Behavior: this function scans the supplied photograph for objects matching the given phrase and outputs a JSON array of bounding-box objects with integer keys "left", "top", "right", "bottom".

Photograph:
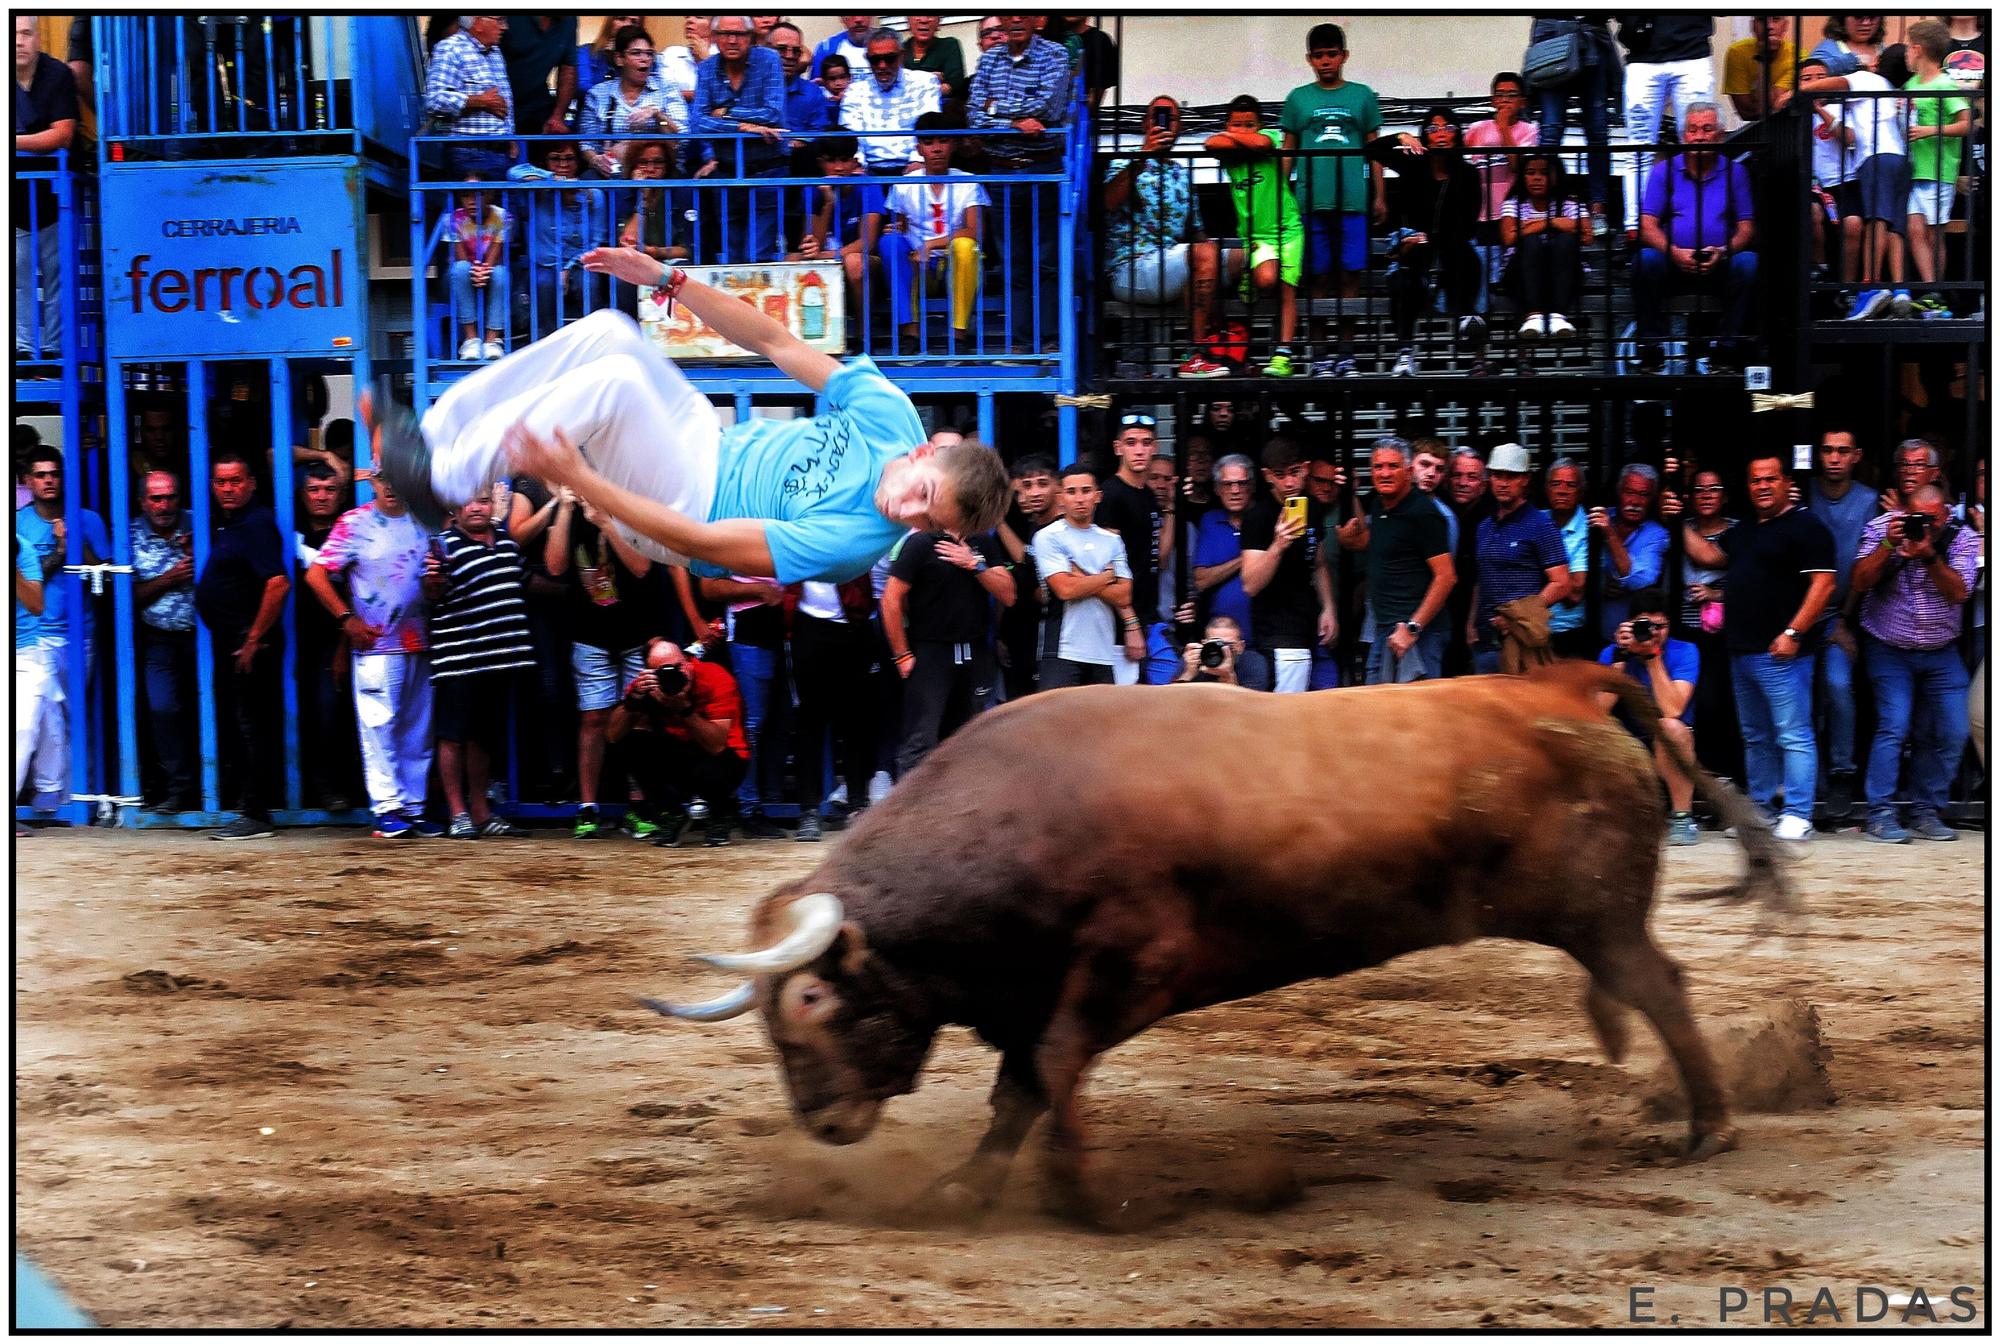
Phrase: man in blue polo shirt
[
  {"left": 1633, "top": 102, "right": 1758, "bottom": 370},
  {"left": 1469, "top": 443, "right": 1571, "bottom": 673},
  {"left": 1599, "top": 589, "right": 1703, "bottom": 845}
]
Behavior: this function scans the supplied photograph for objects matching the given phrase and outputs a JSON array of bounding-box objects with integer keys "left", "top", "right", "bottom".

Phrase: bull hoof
[
  {"left": 1683, "top": 1125, "right": 1739, "bottom": 1163},
  {"left": 920, "top": 1173, "right": 999, "bottom": 1224},
  {"left": 1038, "top": 1181, "right": 1115, "bottom": 1231}
]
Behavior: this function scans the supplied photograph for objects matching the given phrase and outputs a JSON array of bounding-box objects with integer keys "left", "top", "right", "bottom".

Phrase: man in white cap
[{"left": 1468, "top": 442, "right": 1572, "bottom": 674}]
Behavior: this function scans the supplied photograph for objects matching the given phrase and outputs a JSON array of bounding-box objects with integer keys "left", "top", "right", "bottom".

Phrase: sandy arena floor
[{"left": 11, "top": 826, "right": 1987, "bottom": 1329}]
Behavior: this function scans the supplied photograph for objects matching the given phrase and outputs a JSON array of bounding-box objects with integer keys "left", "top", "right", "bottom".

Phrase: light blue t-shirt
[
  {"left": 15, "top": 504, "right": 111, "bottom": 647},
  {"left": 13, "top": 553, "right": 40, "bottom": 647},
  {"left": 1600, "top": 635, "right": 1700, "bottom": 726},
  {"left": 700, "top": 357, "right": 926, "bottom": 586}
]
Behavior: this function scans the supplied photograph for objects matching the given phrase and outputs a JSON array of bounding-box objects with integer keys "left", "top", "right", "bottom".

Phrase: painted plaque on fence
[
  {"left": 639, "top": 262, "right": 845, "bottom": 360},
  {"left": 100, "top": 160, "right": 367, "bottom": 359}
]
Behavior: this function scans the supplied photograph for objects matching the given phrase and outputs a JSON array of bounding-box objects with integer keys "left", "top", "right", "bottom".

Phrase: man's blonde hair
[{"left": 935, "top": 439, "right": 1012, "bottom": 535}]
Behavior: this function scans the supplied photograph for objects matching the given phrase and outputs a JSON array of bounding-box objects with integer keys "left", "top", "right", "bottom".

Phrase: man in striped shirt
[
  {"left": 423, "top": 14, "right": 516, "bottom": 180},
  {"left": 422, "top": 484, "right": 534, "bottom": 839},
  {"left": 967, "top": 15, "right": 1072, "bottom": 348}
]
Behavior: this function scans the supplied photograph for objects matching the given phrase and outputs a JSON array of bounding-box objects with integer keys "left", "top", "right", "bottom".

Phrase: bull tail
[{"left": 1592, "top": 668, "right": 1803, "bottom": 938}]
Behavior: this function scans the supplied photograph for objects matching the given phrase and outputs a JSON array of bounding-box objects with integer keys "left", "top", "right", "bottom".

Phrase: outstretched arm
[
  {"left": 507, "top": 421, "right": 777, "bottom": 578},
  {"left": 582, "top": 246, "right": 842, "bottom": 392}
]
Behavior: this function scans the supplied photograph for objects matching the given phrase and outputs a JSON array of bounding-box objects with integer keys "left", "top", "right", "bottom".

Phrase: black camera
[
  {"left": 655, "top": 664, "right": 690, "bottom": 697},
  {"left": 1629, "top": 617, "right": 1657, "bottom": 644},
  {"left": 1901, "top": 513, "right": 1930, "bottom": 541},
  {"left": 1199, "top": 638, "right": 1231, "bottom": 669}
]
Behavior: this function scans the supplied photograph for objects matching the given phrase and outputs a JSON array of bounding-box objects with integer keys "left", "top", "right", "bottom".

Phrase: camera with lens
[
  {"left": 655, "top": 664, "right": 690, "bottom": 697},
  {"left": 1628, "top": 617, "right": 1657, "bottom": 645},
  {"left": 1199, "top": 638, "right": 1232, "bottom": 669},
  {"left": 1901, "top": 513, "right": 1930, "bottom": 541}
]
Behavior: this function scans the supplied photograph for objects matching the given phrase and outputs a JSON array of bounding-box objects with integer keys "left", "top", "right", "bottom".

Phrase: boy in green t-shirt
[
  {"left": 1278, "top": 22, "right": 1383, "bottom": 377},
  {"left": 1903, "top": 19, "right": 1974, "bottom": 296},
  {"left": 1205, "top": 95, "right": 1303, "bottom": 376}
]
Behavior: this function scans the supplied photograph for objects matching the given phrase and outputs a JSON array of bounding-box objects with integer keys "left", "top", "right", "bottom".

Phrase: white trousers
[
  {"left": 352, "top": 653, "right": 435, "bottom": 817},
  {"left": 1269, "top": 647, "right": 1312, "bottom": 694},
  {"left": 421, "top": 310, "right": 721, "bottom": 565},
  {"left": 1624, "top": 57, "right": 1715, "bottom": 228},
  {"left": 14, "top": 643, "right": 68, "bottom": 801}
]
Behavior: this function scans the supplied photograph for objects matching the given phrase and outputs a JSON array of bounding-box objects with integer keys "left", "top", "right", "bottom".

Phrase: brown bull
[{"left": 643, "top": 663, "right": 1797, "bottom": 1221}]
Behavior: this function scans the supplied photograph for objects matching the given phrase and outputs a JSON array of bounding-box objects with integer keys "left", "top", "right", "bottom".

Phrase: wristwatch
[
  {"left": 1405, "top": 620, "right": 1423, "bottom": 634},
  {"left": 1782, "top": 627, "right": 1800, "bottom": 640}
]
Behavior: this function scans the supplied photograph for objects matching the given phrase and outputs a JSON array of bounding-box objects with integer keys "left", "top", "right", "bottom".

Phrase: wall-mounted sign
[
  {"left": 638, "top": 261, "right": 845, "bottom": 361},
  {"left": 100, "top": 159, "right": 367, "bottom": 359}
]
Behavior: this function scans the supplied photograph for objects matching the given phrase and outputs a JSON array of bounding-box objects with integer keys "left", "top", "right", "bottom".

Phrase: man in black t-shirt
[
  {"left": 195, "top": 453, "right": 290, "bottom": 839},
  {"left": 995, "top": 453, "right": 1061, "bottom": 701},
  {"left": 881, "top": 527, "right": 1015, "bottom": 775},
  {"left": 699, "top": 572, "right": 791, "bottom": 839},
  {"left": 1682, "top": 454, "right": 1837, "bottom": 841},
  {"left": 1094, "top": 413, "right": 1165, "bottom": 682},
  {"left": 1238, "top": 436, "right": 1334, "bottom": 693},
  {"left": 546, "top": 491, "right": 662, "bottom": 838},
  {"left": 1335, "top": 437, "right": 1457, "bottom": 685},
  {"left": 14, "top": 19, "right": 79, "bottom": 356}
]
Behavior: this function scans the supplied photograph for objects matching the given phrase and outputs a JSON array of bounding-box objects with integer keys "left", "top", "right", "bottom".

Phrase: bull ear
[{"left": 835, "top": 921, "right": 871, "bottom": 978}]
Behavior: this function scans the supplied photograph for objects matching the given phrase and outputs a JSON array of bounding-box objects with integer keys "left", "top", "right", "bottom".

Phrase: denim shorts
[
  {"left": 1854, "top": 153, "right": 1912, "bottom": 231},
  {"left": 1305, "top": 210, "right": 1371, "bottom": 277},
  {"left": 572, "top": 641, "right": 648, "bottom": 712}
]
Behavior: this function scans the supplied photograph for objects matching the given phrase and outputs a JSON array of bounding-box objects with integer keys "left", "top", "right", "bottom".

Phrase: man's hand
[
  {"left": 798, "top": 232, "right": 822, "bottom": 258},
  {"left": 48, "top": 516, "right": 66, "bottom": 548},
  {"left": 1587, "top": 506, "right": 1613, "bottom": 533},
  {"left": 936, "top": 538, "right": 983, "bottom": 571},
  {"left": 1386, "top": 623, "right": 1416, "bottom": 659},
  {"left": 1180, "top": 642, "right": 1204, "bottom": 674},
  {"left": 1659, "top": 489, "right": 1684, "bottom": 521},
  {"left": 1828, "top": 618, "right": 1857, "bottom": 656},
  {"left": 1014, "top": 117, "right": 1046, "bottom": 135},
  {"left": 627, "top": 669, "right": 661, "bottom": 702},
  {"left": 1768, "top": 630, "right": 1801, "bottom": 660},
  {"left": 1271, "top": 515, "right": 1303, "bottom": 551},
  {"left": 343, "top": 613, "right": 384, "bottom": 652},
  {"left": 1142, "top": 124, "right": 1175, "bottom": 157},
  {"left": 506, "top": 422, "right": 587, "bottom": 490},
  {"left": 741, "top": 121, "right": 784, "bottom": 143},
  {"left": 1898, "top": 525, "right": 1940, "bottom": 564},
  {"left": 164, "top": 557, "right": 195, "bottom": 587},
  {"left": 541, "top": 110, "right": 572, "bottom": 135},
  {"left": 1317, "top": 607, "right": 1338, "bottom": 648},
  {"left": 1370, "top": 193, "right": 1387, "bottom": 228},
  {"left": 233, "top": 636, "right": 262, "bottom": 674},
  {"left": 471, "top": 261, "right": 492, "bottom": 288},
  {"left": 692, "top": 159, "right": 719, "bottom": 178},
  {"left": 1335, "top": 514, "right": 1367, "bottom": 547},
  {"left": 1123, "top": 626, "right": 1146, "bottom": 663},
  {"left": 582, "top": 245, "right": 670, "bottom": 288},
  {"left": 1671, "top": 245, "right": 1699, "bottom": 274}
]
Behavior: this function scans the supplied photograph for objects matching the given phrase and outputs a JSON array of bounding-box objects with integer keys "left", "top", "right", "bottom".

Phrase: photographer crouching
[
  {"left": 1597, "top": 589, "right": 1702, "bottom": 846},
  {"left": 1172, "top": 614, "right": 1273, "bottom": 691},
  {"left": 605, "top": 638, "right": 751, "bottom": 848}
]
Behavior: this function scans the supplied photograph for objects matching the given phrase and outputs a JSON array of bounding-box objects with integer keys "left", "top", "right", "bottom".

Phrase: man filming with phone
[
  {"left": 1849, "top": 484, "right": 1980, "bottom": 844},
  {"left": 1172, "top": 613, "right": 1272, "bottom": 690},
  {"left": 1597, "top": 590, "right": 1701, "bottom": 846},
  {"left": 605, "top": 637, "right": 750, "bottom": 848}
]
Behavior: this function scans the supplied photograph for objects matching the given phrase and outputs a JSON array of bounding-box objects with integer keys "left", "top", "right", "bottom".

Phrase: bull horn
[
  {"left": 636, "top": 983, "right": 756, "bottom": 1022},
  {"left": 696, "top": 892, "right": 845, "bottom": 975}
]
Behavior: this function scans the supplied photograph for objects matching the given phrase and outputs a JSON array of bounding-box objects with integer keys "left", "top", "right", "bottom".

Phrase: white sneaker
[
  {"left": 1519, "top": 314, "right": 1547, "bottom": 340},
  {"left": 1773, "top": 815, "right": 1815, "bottom": 842},
  {"left": 481, "top": 340, "right": 506, "bottom": 360},
  {"left": 457, "top": 337, "right": 482, "bottom": 360},
  {"left": 1545, "top": 313, "right": 1576, "bottom": 340},
  {"left": 1391, "top": 348, "right": 1418, "bottom": 377},
  {"left": 868, "top": 770, "right": 893, "bottom": 805},
  {"left": 828, "top": 782, "right": 849, "bottom": 807}
]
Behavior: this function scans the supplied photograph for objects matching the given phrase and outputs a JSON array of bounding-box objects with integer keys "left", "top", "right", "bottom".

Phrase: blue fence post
[
  {"left": 106, "top": 367, "right": 141, "bottom": 820},
  {"left": 187, "top": 362, "right": 221, "bottom": 813},
  {"left": 269, "top": 358, "right": 302, "bottom": 811}
]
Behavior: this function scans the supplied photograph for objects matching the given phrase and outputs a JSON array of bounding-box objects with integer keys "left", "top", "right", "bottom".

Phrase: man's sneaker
[
  {"left": 212, "top": 815, "right": 276, "bottom": 841},
  {"left": 1913, "top": 293, "right": 1954, "bottom": 319},
  {"left": 1825, "top": 768, "right": 1857, "bottom": 818},
  {"left": 688, "top": 798, "right": 710, "bottom": 822},
  {"left": 796, "top": 811, "right": 823, "bottom": 842},
  {"left": 1327, "top": 353, "right": 1359, "bottom": 378},
  {"left": 1519, "top": 313, "right": 1548, "bottom": 339},
  {"left": 1772, "top": 815, "right": 1815, "bottom": 842},
  {"left": 574, "top": 804, "right": 604, "bottom": 839},
  {"left": 649, "top": 811, "right": 691, "bottom": 847},
  {"left": 1391, "top": 348, "right": 1418, "bottom": 377},
  {"left": 1545, "top": 313, "right": 1577, "bottom": 340},
  {"left": 828, "top": 782, "right": 849, "bottom": 808},
  {"left": 1846, "top": 289, "right": 1891, "bottom": 321},
  {"left": 624, "top": 813, "right": 661, "bottom": 842},
  {"left": 457, "top": 337, "right": 482, "bottom": 361},
  {"left": 1667, "top": 811, "right": 1699, "bottom": 846},
  {"left": 481, "top": 816, "right": 525, "bottom": 838},
  {"left": 408, "top": 815, "right": 445, "bottom": 838},
  {"left": 1262, "top": 348, "right": 1296, "bottom": 378},
  {"left": 481, "top": 339, "right": 506, "bottom": 359},
  {"left": 371, "top": 390, "right": 448, "bottom": 531},
  {"left": 1863, "top": 816, "right": 1912, "bottom": 843},
  {"left": 1456, "top": 314, "right": 1487, "bottom": 348},
  {"left": 704, "top": 818, "right": 734, "bottom": 847},
  {"left": 448, "top": 812, "right": 479, "bottom": 840},
  {"left": 373, "top": 812, "right": 415, "bottom": 839},
  {"left": 868, "top": 771, "right": 893, "bottom": 804},
  {"left": 1176, "top": 353, "right": 1231, "bottom": 379},
  {"left": 1888, "top": 288, "right": 1915, "bottom": 318},
  {"left": 739, "top": 810, "right": 785, "bottom": 840},
  {"left": 1908, "top": 813, "right": 1959, "bottom": 842}
]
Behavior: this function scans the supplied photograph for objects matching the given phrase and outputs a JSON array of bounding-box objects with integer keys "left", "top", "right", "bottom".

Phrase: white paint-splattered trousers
[{"left": 352, "top": 652, "right": 434, "bottom": 819}]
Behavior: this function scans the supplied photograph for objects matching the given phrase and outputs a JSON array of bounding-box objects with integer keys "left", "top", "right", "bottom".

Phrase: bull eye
[{"left": 798, "top": 985, "right": 823, "bottom": 1008}]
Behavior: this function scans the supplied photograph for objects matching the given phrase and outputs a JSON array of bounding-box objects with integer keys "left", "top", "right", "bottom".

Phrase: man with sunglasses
[
  {"left": 769, "top": 22, "right": 834, "bottom": 134},
  {"left": 841, "top": 26, "right": 943, "bottom": 174}
]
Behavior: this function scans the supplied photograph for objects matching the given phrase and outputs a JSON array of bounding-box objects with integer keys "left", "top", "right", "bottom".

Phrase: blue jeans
[
  {"left": 719, "top": 163, "right": 786, "bottom": 264},
  {"left": 1634, "top": 248, "right": 1759, "bottom": 342},
  {"left": 1365, "top": 623, "right": 1449, "bottom": 685},
  {"left": 1537, "top": 59, "right": 1615, "bottom": 209},
  {"left": 450, "top": 259, "right": 511, "bottom": 336},
  {"left": 1863, "top": 636, "right": 1970, "bottom": 823},
  {"left": 998, "top": 172, "right": 1060, "bottom": 348},
  {"left": 445, "top": 140, "right": 515, "bottom": 182},
  {"left": 141, "top": 626, "right": 197, "bottom": 798},
  {"left": 1812, "top": 621, "right": 1858, "bottom": 775},
  {"left": 1729, "top": 652, "right": 1817, "bottom": 822},
  {"left": 731, "top": 642, "right": 780, "bottom": 811}
]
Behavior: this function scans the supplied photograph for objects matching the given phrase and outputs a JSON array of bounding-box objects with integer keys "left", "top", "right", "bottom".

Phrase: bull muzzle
[{"left": 637, "top": 893, "right": 846, "bottom": 1023}]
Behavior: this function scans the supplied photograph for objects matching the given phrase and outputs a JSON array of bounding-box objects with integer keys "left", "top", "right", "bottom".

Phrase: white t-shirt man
[
  {"left": 1030, "top": 517, "right": 1130, "bottom": 667},
  {"left": 1841, "top": 70, "right": 1909, "bottom": 160},
  {"left": 885, "top": 170, "right": 991, "bottom": 244}
]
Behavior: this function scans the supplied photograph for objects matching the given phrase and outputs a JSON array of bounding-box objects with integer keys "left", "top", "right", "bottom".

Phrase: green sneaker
[
  {"left": 626, "top": 815, "right": 661, "bottom": 842},
  {"left": 573, "top": 804, "right": 603, "bottom": 839},
  {"left": 1262, "top": 349, "right": 1295, "bottom": 378}
]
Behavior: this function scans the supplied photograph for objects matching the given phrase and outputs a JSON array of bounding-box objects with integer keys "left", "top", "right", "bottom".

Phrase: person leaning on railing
[
  {"left": 13, "top": 17, "right": 79, "bottom": 358},
  {"left": 424, "top": 15, "right": 517, "bottom": 180},
  {"left": 967, "top": 15, "right": 1073, "bottom": 352},
  {"left": 578, "top": 24, "right": 684, "bottom": 180},
  {"left": 689, "top": 15, "right": 789, "bottom": 262},
  {"left": 1631, "top": 101, "right": 1757, "bottom": 372}
]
